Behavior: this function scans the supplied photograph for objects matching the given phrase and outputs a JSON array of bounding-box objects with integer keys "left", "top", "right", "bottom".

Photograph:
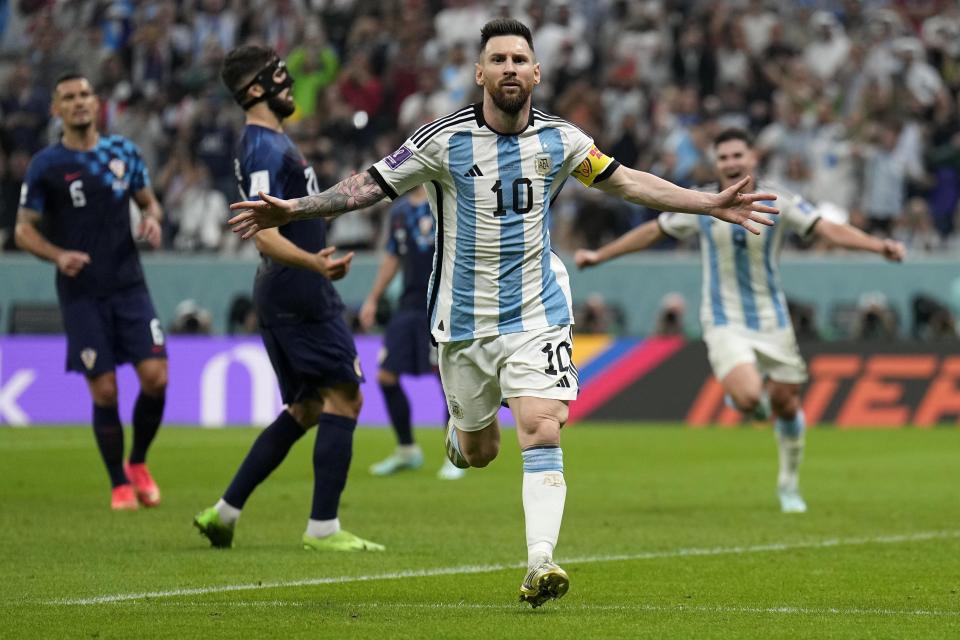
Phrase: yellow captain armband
[{"left": 572, "top": 146, "right": 617, "bottom": 187}]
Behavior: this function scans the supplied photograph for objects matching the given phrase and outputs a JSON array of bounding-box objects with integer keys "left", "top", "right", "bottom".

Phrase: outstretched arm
[
  {"left": 592, "top": 165, "right": 778, "bottom": 234},
  {"left": 574, "top": 220, "right": 666, "bottom": 269},
  {"left": 229, "top": 171, "right": 387, "bottom": 239},
  {"left": 813, "top": 219, "right": 906, "bottom": 262}
]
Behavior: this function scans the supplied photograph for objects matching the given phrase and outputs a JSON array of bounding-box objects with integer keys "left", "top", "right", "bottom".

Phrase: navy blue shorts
[
  {"left": 380, "top": 309, "right": 435, "bottom": 376},
  {"left": 260, "top": 314, "right": 363, "bottom": 405},
  {"left": 61, "top": 285, "right": 167, "bottom": 377}
]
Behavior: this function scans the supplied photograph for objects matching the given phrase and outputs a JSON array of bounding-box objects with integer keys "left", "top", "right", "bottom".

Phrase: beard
[
  {"left": 268, "top": 94, "right": 296, "bottom": 119},
  {"left": 66, "top": 119, "right": 93, "bottom": 134},
  {"left": 489, "top": 83, "right": 530, "bottom": 115}
]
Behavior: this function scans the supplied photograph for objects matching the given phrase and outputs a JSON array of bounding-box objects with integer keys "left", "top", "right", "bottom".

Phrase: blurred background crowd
[
  {"left": 2, "top": 0, "right": 960, "bottom": 256},
  {"left": 1, "top": 0, "right": 960, "bottom": 341}
]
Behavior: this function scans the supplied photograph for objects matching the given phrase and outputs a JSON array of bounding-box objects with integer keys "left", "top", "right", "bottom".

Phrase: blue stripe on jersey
[
  {"left": 536, "top": 127, "right": 570, "bottom": 326},
  {"left": 763, "top": 210, "right": 789, "bottom": 328},
  {"left": 731, "top": 226, "right": 760, "bottom": 330},
  {"left": 496, "top": 135, "right": 525, "bottom": 333},
  {"left": 699, "top": 217, "right": 727, "bottom": 326},
  {"left": 448, "top": 132, "right": 477, "bottom": 338}
]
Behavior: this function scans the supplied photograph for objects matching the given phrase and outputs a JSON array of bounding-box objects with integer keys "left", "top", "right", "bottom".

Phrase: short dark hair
[
  {"left": 713, "top": 128, "right": 753, "bottom": 148},
  {"left": 221, "top": 45, "right": 276, "bottom": 93},
  {"left": 53, "top": 72, "right": 88, "bottom": 94},
  {"left": 479, "top": 18, "right": 534, "bottom": 54}
]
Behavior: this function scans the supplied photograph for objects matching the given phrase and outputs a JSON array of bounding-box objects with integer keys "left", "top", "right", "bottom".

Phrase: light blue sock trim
[
  {"left": 522, "top": 447, "right": 564, "bottom": 473},
  {"left": 448, "top": 423, "right": 463, "bottom": 456},
  {"left": 775, "top": 410, "right": 805, "bottom": 439}
]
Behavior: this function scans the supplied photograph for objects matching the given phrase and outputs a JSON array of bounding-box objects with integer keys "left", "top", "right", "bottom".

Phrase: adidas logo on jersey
[
  {"left": 463, "top": 164, "right": 483, "bottom": 177},
  {"left": 555, "top": 375, "right": 570, "bottom": 388}
]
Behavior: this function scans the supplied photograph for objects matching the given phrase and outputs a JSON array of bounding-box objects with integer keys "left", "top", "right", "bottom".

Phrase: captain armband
[{"left": 572, "top": 146, "right": 618, "bottom": 187}]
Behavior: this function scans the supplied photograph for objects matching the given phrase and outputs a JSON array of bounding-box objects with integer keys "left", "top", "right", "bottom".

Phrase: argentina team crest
[{"left": 535, "top": 152, "right": 552, "bottom": 176}]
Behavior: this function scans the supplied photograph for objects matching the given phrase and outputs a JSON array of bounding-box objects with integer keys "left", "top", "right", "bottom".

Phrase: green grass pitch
[{"left": 1, "top": 425, "right": 958, "bottom": 639}]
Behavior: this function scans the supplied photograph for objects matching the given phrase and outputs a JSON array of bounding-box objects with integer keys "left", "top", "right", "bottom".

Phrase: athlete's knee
[
  {"left": 376, "top": 369, "right": 399, "bottom": 387},
  {"left": 515, "top": 402, "right": 567, "bottom": 443},
  {"left": 323, "top": 384, "right": 363, "bottom": 419},
  {"left": 88, "top": 374, "right": 119, "bottom": 406},
  {"left": 462, "top": 437, "right": 499, "bottom": 467},
  {"left": 287, "top": 400, "right": 324, "bottom": 428},
  {"left": 729, "top": 388, "right": 762, "bottom": 414},
  {"left": 770, "top": 387, "right": 801, "bottom": 420},
  {"left": 138, "top": 361, "right": 168, "bottom": 396},
  {"left": 460, "top": 420, "right": 500, "bottom": 467}
]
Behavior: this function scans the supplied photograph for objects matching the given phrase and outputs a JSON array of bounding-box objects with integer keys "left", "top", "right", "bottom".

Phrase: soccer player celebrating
[
  {"left": 229, "top": 20, "right": 776, "bottom": 606},
  {"left": 576, "top": 128, "right": 906, "bottom": 513},
  {"left": 193, "top": 45, "right": 383, "bottom": 552},
  {"left": 16, "top": 73, "right": 168, "bottom": 511},
  {"left": 360, "top": 184, "right": 465, "bottom": 480}
]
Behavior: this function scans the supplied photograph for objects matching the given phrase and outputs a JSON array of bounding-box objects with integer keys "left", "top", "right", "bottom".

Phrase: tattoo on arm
[{"left": 292, "top": 172, "right": 386, "bottom": 221}]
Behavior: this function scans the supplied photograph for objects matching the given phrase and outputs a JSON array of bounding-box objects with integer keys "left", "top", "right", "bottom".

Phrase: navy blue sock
[
  {"left": 380, "top": 383, "right": 414, "bottom": 446},
  {"left": 310, "top": 413, "right": 357, "bottom": 520},
  {"left": 223, "top": 411, "right": 305, "bottom": 509},
  {"left": 92, "top": 404, "right": 127, "bottom": 488},
  {"left": 129, "top": 392, "right": 165, "bottom": 464}
]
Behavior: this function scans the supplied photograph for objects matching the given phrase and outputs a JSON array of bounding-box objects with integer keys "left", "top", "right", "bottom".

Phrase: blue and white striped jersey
[
  {"left": 658, "top": 179, "right": 820, "bottom": 332},
  {"left": 369, "top": 103, "right": 617, "bottom": 343}
]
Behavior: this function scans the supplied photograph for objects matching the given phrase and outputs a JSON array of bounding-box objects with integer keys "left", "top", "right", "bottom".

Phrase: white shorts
[
  {"left": 703, "top": 325, "right": 807, "bottom": 384},
  {"left": 437, "top": 324, "right": 578, "bottom": 432}
]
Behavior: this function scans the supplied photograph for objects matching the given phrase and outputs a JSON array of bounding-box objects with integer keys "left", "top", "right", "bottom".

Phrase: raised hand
[
  {"left": 229, "top": 191, "right": 296, "bottom": 239},
  {"left": 708, "top": 176, "right": 779, "bottom": 235},
  {"left": 313, "top": 246, "right": 354, "bottom": 281}
]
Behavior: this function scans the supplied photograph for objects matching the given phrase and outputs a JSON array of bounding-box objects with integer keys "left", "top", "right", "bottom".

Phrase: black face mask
[{"left": 233, "top": 58, "right": 295, "bottom": 111}]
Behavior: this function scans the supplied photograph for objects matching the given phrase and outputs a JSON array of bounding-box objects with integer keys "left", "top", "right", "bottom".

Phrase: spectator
[
  {"left": 285, "top": 20, "right": 340, "bottom": 122},
  {"left": 861, "top": 123, "right": 909, "bottom": 236},
  {"left": 0, "top": 62, "right": 50, "bottom": 154},
  {"left": 803, "top": 11, "right": 851, "bottom": 83},
  {"left": 155, "top": 145, "right": 227, "bottom": 251}
]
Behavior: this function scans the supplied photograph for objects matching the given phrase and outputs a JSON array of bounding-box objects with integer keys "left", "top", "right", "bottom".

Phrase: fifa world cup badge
[{"left": 535, "top": 153, "right": 552, "bottom": 176}]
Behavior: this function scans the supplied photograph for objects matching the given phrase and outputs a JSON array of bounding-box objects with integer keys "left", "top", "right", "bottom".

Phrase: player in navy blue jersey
[
  {"left": 15, "top": 73, "right": 168, "bottom": 511},
  {"left": 193, "top": 45, "right": 383, "bottom": 552},
  {"left": 360, "top": 185, "right": 465, "bottom": 480}
]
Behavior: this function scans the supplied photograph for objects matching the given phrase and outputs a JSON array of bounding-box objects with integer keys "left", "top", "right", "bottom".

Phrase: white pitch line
[
  {"left": 77, "top": 600, "right": 960, "bottom": 619},
  {"left": 51, "top": 530, "right": 960, "bottom": 606}
]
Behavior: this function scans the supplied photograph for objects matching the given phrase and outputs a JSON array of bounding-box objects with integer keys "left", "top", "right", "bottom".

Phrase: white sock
[
  {"left": 777, "top": 437, "right": 804, "bottom": 492},
  {"left": 215, "top": 498, "right": 241, "bottom": 525},
  {"left": 521, "top": 447, "right": 566, "bottom": 569},
  {"left": 398, "top": 444, "right": 421, "bottom": 459},
  {"left": 775, "top": 412, "right": 806, "bottom": 492},
  {"left": 305, "top": 517, "right": 341, "bottom": 539}
]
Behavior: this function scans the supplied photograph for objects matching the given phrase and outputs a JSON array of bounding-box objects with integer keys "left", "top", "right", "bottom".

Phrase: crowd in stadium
[{"left": 1, "top": 0, "right": 959, "bottom": 255}]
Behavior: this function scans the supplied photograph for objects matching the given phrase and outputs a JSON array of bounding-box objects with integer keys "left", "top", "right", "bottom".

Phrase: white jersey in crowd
[
  {"left": 370, "top": 103, "right": 618, "bottom": 343},
  {"left": 657, "top": 179, "right": 820, "bottom": 332}
]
